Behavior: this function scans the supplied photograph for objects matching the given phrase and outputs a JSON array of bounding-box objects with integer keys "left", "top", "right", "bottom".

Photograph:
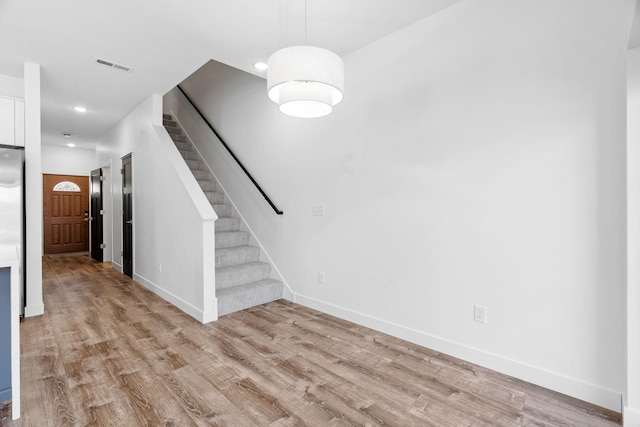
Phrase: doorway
[
  {"left": 122, "top": 154, "right": 133, "bottom": 277},
  {"left": 42, "top": 174, "right": 90, "bottom": 255},
  {"left": 90, "top": 168, "right": 103, "bottom": 262}
]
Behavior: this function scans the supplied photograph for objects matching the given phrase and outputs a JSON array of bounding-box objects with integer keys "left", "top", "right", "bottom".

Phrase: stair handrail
[{"left": 176, "top": 84, "right": 283, "bottom": 215}]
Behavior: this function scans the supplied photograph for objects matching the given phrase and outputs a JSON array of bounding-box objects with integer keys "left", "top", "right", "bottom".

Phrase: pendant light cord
[{"left": 304, "top": 0, "right": 307, "bottom": 45}]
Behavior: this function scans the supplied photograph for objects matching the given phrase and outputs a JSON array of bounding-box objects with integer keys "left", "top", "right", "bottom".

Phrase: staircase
[{"left": 162, "top": 114, "right": 283, "bottom": 317}]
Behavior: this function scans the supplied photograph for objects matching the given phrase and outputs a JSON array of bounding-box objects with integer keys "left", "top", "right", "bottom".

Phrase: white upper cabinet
[
  {"left": 0, "top": 97, "right": 14, "bottom": 146},
  {"left": 14, "top": 100, "right": 24, "bottom": 147},
  {"left": 0, "top": 97, "right": 25, "bottom": 147}
]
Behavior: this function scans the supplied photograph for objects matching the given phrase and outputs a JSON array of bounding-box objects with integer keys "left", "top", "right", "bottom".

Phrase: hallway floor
[{"left": 1, "top": 255, "right": 622, "bottom": 426}]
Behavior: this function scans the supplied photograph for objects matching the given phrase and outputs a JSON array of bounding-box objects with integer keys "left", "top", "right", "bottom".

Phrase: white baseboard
[
  {"left": 201, "top": 306, "right": 218, "bottom": 324},
  {"left": 282, "top": 286, "right": 295, "bottom": 301},
  {"left": 111, "top": 262, "right": 123, "bottom": 273},
  {"left": 625, "top": 406, "right": 640, "bottom": 426},
  {"left": 134, "top": 273, "right": 217, "bottom": 324},
  {"left": 293, "top": 293, "right": 622, "bottom": 413},
  {"left": 23, "top": 303, "right": 44, "bottom": 317}
]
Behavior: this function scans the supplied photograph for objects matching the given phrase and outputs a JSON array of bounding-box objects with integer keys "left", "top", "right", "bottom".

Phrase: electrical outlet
[
  {"left": 474, "top": 304, "right": 487, "bottom": 323},
  {"left": 317, "top": 272, "right": 325, "bottom": 284},
  {"left": 158, "top": 262, "right": 162, "bottom": 273},
  {"left": 312, "top": 205, "right": 324, "bottom": 216}
]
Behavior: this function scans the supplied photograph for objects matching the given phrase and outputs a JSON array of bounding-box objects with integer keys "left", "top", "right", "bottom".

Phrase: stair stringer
[
  {"left": 167, "top": 109, "right": 294, "bottom": 302},
  {"left": 150, "top": 124, "right": 218, "bottom": 323}
]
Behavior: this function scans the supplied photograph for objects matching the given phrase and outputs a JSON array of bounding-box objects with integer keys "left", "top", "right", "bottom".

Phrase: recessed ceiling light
[
  {"left": 67, "top": 143, "right": 76, "bottom": 148},
  {"left": 63, "top": 133, "right": 72, "bottom": 137},
  {"left": 73, "top": 106, "right": 87, "bottom": 113},
  {"left": 253, "top": 62, "right": 268, "bottom": 71}
]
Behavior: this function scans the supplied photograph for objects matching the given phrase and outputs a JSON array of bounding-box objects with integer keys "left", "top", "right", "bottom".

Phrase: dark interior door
[
  {"left": 90, "top": 168, "right": 103, "bottom": 262},
  {"left": 122, "top": 154, "right": 133, "bottom": 278}
]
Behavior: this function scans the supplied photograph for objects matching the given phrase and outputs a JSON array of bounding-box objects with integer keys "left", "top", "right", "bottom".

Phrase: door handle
[
  {"left": 83, "top": 217, "right": 94, "bottom": 221},
  {"left": 125, "top": 220, "right": 133, "bottom": 224}
]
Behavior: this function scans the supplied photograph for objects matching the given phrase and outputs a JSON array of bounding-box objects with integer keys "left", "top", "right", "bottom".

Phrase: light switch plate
[{"left": 312, "top": 205, "right": 324, "bottom": 216}]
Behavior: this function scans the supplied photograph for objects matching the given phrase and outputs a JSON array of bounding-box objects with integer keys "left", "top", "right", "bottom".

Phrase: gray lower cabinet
[{"left": 0, "top": 267, "right": 11, "bottom": 402}]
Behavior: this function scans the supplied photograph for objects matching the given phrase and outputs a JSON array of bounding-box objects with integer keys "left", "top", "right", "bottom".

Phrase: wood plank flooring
[{"left": 0, "top": 255, "right": 622, "bottom": 426}]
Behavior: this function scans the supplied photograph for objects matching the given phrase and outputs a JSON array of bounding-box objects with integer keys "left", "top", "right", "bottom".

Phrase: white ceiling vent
[{"left": 96, "top": 58, "right": 133, "bottom": 72}]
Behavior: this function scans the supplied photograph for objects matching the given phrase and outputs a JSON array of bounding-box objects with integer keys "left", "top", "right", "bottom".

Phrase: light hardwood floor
[{"left": 0, "top": 255, "right": 622, "bottom": 426}]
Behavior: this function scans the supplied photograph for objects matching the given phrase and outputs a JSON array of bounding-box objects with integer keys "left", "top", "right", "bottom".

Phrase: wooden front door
[
  {"left": 90, "top": 168, "right": 104, "bottom": 262},
  {"left": 43, "top": 174, "right": 90, "bottom": 254},
  {"left": 122, "top": 154, "right": 133, "bottom": 277}
]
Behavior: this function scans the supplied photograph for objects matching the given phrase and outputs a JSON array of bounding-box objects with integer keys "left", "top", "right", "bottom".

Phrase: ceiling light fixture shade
[{"left": 267, "top": 46, "right": 344, "bottom": 118}]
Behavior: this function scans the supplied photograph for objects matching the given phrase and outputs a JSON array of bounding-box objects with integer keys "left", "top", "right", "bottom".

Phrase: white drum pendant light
[
  {"left": 267, "top": 46, "right": 344, "bottom": 118},
  {"left": 266, "top": 0, "right": 344, "bottom": 118}
]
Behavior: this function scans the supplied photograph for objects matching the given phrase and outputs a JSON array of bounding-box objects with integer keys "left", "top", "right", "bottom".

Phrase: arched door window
[{"left": 53, "top": 181, "right": 81, "bottom": 192}]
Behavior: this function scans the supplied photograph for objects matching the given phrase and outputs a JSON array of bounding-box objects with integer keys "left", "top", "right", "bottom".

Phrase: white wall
[
  {"left": 176, "top": 0, "right": 627, "bottom": 410},
  {"left": 0, "top": 75, "right": 24, "bottom": 99},
  {"left": 95, "top": 95, "right": 217, "bottom": 322},
  {"left": 41, "top": 144, "right": 96, "bottom": 176},
  {"left": 627, "top": 46, "right": 640, "bottom": 426}
]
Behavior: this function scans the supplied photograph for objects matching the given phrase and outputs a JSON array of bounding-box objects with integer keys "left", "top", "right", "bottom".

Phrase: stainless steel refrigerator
[{"left": 0, "top": 146, "right": 24, "bottom": 316}]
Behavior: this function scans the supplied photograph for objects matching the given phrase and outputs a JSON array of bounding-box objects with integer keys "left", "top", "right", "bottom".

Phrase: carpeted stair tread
[
  {"left": 215, "top": 217, "right": 241, "bottom": 232},
  {"left": 172, "top": 135, "right": 189, "bottom": 143},
  {"left": 212, "top": 203, "right": 232, "bottom": 217},
  {"left": 197, "top": 180, "right": 217, "bottom": 192},
  {"left": 192, "top": 169, "right": 213, "bottom": 180},
  {"left": 216, "top": 262, "right": 272, "bottom": 290},
  {"left": 215, "top": 230, "right": 249, "bottom": 248},
  {"left": 180, "top": 150, "right": 200, "bottom": 161},
  {"left": 204, "top": 191, "right": 225, "bottom": 204},
  {"left": 215, "top": 245, "right": 260, "bottom": 268},
  {"left": 217, "top": 280, "right": 283, "bottom": 317},
  {"left": 186, "top": 159, "right": 207, "bottom": 170}
]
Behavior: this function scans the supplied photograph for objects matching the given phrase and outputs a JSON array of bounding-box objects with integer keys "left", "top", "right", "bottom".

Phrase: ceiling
[{"left": 0, "top": 0, "right": 462, "bottom": 149}]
